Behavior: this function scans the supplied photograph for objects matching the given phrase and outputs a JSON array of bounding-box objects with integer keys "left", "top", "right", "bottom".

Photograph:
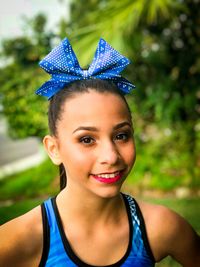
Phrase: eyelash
[{"left": 79, "top": 132, "right": 131, "bottom": 146}]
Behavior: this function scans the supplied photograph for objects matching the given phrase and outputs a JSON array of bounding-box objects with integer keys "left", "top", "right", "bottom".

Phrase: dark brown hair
[{"left": 48, "top": 79, "right": 131, "bottom": 190}]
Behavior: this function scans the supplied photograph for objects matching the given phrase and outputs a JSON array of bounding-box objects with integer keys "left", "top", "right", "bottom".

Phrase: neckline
[{"left": 51, "top": 193, "right": 133, "bottom": 267}]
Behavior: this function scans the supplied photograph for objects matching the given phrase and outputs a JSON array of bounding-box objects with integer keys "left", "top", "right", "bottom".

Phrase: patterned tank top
[{"left": 39, "top": 194, "right": 155, "bottom": 267}]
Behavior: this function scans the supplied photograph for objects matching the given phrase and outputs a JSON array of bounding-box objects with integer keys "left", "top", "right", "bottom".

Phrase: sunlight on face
[{"left": 55, "top": 90, "right": 136, "bottom": 198}]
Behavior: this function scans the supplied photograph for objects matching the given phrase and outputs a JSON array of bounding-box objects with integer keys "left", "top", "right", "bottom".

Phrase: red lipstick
[{"left": 92, "top": 171, "right": 124, "bottom": 184}]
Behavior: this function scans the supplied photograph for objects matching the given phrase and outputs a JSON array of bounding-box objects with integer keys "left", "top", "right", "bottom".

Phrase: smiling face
[{"left": 45, "top": 90, "right": 136, "bottom": 198}]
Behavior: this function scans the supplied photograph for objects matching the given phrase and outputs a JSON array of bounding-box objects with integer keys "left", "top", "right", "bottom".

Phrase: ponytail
[{"left": 59, "top": 163, "right": 67, "bottom": 190}]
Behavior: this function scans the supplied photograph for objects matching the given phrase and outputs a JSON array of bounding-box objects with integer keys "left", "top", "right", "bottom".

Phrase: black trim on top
[
  {"left": 39, "top": 203, "right": 50, "bottom": 267},
  {"left": 133, "top": 198, "right": 155, "bottom": 263},
  {"left": 51, "top": 194, "right": 133, "bottom": 267}
]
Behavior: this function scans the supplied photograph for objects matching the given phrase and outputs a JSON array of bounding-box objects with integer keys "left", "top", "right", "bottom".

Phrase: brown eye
[
  {"left": 80, "top": 136, "right": 95, "bottom": 145},
  {"left": 115, "top": 132, "right": 130, "bottom": 141}
]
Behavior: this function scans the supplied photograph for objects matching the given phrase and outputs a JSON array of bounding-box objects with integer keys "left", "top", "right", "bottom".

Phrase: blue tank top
[{"left": 39, "top": 194, "right": 155, "bottom": 267}]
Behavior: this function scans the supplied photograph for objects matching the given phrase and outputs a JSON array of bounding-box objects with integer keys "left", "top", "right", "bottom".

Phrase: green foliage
[
  {"left": 65, "top": 0, "right": 199, "bottom": 128},
  {"left": 1, "top": 14, "right": 53, "bottom": 66},
  {"left": 0, "top": 159, "right": 59, "bottom": 201},
  {"left": 126, "top": 120, "right": 200, "bottom": 190},
  {"left": 0, "top": 1, "right": 199, "bottom": 190},
  {"left": 0, "top": 6, "right": 199, "bottom": 266},
  {"left": 2, "top": 37, "right": 35, "bottom": 65},
  {"left": 63, "top": 0, "right": 182, "bottom": 64},
  {"left": 0, "top": 199, "right": 42, "bottom": 225},
  {"left": 0, "top": 13, "right": 54, "bottom": 138},
  {"left": 1, "top": 66, "right": 48, "bottom": 138}
]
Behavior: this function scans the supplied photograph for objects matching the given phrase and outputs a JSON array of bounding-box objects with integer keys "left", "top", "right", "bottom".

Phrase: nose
[{"left": 98, "top": 140, "right": 120, "bottom": 166}]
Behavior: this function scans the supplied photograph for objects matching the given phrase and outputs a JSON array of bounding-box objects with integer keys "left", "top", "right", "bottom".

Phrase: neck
[{"left": 56, "top": 185, "right": 124, "bottom": 223}]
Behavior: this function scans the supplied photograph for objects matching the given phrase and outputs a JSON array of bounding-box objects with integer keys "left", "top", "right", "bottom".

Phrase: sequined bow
[{"left": 36, "top": 38, "right": 135, "bottom": 99}]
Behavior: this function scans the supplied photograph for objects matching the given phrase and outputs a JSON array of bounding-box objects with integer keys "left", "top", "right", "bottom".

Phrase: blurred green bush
[{"left": 0, "top": 1, "right": 199, "bottom": 189}]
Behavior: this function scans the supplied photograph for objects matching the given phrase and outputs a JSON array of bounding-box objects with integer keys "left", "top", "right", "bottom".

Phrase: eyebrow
[
  {"left": 113, "top": 121, "right": 132, "bottom": 130},
  {"left": 73, "top": 121, "right": 132, "bottom": 134}
]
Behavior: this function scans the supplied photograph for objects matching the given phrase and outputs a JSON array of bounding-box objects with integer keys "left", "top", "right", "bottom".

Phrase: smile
[
  {"left": 95, "top": 171, "right": 120, "bottom": 178},
  {"left": 91, "top": 171, "right": 124, "bottom": 184}
]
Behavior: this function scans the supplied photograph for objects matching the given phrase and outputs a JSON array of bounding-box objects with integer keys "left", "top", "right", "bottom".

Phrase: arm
[
  {"left": 140, "top": 202, "right": 200, "bottom": 266},
  {"left": 163, "top": 208, "right": 200, "bottom": 267},
  {"left": 0, "top": 206, "right": 43, "bottom": 267}
]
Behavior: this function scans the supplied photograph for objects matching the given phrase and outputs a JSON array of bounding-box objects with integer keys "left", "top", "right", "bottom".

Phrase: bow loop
[
  {"left": 39, "top": 38, "right": 82, "bottom": 76},
  {"left": 88, "top": 38, "right": 130, "bottom": 77},
  {"left": 36, "top": 37, "right": 135, "bottom": 99}
]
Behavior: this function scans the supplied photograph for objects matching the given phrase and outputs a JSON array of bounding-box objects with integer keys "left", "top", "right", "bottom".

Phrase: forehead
[{"left": 59, "top": 91, "right": 131, "bottom": 127}]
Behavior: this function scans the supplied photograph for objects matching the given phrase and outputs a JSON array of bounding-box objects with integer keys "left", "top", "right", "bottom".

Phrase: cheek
[
  {"left": 60, "top": 142, "right": 93, "bottom": 166},
  {"left": 124, "top": 142, "right": 136, "bottom": 166}
]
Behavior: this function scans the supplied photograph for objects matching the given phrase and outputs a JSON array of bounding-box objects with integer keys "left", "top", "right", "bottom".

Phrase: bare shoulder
[
  {"left": 137, "top": 200, "right": 200, "bottom": 266},
  {"left": 0, "top": 205, "right": 43, "bottom": 267}
]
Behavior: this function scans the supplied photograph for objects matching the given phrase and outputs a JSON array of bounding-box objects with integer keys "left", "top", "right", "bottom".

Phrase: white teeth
[{"left": 96, "top": 172, "right": 120, "bottom": 179}]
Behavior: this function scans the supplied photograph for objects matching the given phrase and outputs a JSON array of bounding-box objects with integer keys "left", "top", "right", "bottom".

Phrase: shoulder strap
[
  {"left": 38, "top": 202, "right": 50, "bottom": 267},
  {"left": 129, "top": 195, "right": 155, "bottom": 263}
]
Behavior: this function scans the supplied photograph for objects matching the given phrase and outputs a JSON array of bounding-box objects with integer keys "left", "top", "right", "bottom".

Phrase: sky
[{"left": 0, "top": 0, "right": 70, "bottom": 40}]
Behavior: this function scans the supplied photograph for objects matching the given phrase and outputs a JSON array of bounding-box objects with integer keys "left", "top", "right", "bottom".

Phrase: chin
[{"left": 91, "top": 184, "right": 123, "bottom": 199}]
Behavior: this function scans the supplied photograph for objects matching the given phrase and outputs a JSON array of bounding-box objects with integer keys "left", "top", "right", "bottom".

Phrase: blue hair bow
[{"left": 36, "top": 38, "right": 135, "bottom": 99}]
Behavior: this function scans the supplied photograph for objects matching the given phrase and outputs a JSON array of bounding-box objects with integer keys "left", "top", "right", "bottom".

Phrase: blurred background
[{"left": 0, "top": 0, "right": 199, "bottom": 266}]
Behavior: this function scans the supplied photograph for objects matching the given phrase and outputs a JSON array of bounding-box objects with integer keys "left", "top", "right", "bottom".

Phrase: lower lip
[{"left": 92, "top": 171, "right": 124, "bottom": 184}]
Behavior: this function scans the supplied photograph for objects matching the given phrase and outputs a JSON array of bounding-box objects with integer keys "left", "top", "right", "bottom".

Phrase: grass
[
  {"left": 0, "top": 199, "right": 43, "bottom": 225},
  {"left": 0, "top": 159, "right": 199, "bottom": 267},
  {"left": 147, "top": 197, "right": 200, "bottom": 267},
  {"left": 1, "top": 196, "right": 199, "bottom": 266},
  {"left": 145, "top": 197, "right": 200, "bottom": 232}
]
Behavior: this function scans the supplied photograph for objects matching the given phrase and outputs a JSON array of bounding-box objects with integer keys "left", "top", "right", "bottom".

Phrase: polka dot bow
[{"left": 36, "top": 38, "right": 135, "bottom": 99}]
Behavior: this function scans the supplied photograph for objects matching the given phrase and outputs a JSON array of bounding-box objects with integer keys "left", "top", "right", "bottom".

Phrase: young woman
[{"left": 0, "top": 38, "right": 199, "bottom": 267}]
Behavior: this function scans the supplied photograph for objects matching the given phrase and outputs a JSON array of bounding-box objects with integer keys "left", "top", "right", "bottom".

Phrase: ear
[{"left": 43, "top": 135, "right": 62, "bottom": 165}]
